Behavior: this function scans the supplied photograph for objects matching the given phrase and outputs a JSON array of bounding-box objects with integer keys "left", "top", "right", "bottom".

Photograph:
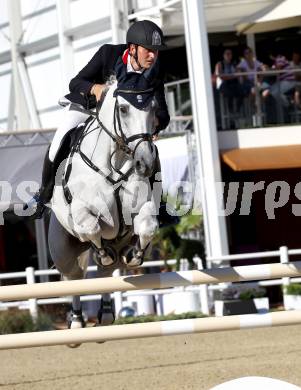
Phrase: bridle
[
  {"left": 95, "top": 87, "right": 155, "bottom": 159},
  {"left": 71, "top": 86, "right": 156, "bottom": 187}
]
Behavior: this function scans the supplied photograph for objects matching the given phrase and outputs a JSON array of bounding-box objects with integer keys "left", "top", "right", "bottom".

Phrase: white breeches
[{"left": 48, "top": 106, "right": 90, "bottom": 162}]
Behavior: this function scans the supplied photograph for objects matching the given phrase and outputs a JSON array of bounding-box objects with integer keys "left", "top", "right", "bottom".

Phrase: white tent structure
[
  {"left": 2, "top": 0, "right": 290, "bottom": 264},
  {"left": 205, "top": 0, "right": 275, "bottom": 33},
  {"left": 163, "top": 0, "right": 275, "bottom": 34},
  {"left": 237, "top": 0, "right": 301, "bottom": 34}
]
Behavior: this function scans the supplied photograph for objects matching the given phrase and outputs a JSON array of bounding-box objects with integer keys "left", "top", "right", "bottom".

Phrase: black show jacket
[{"left": 65, "top": 44, "right": 170, "bottom": 132}]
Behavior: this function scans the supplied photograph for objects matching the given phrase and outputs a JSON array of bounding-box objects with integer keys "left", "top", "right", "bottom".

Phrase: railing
[
  {"left": 164, "top": 78, "right": 191, "bottom": 118},
  {"left": 162, "top": 115, "right": 193, "bottom": 136},
  {"left": 207, "top": 245, "right": 300, "bottom": 263},
  {"left": 2, "top": 246, "right": 301, "bottom": 319},
  {"left": 215, "top": 68, "right": 301, "bottom": 130},
  {"left": 0, "top": 259, "right": 182, "bottom": 318},
  {"left": 204, "top": 246, "right": 301, "bottom": 311},
  {"left": 162, "top": 79, "right": 193, "bottom": 136},
  {"left": 164, "top": 70, "right": 301, "bottom": 131}
]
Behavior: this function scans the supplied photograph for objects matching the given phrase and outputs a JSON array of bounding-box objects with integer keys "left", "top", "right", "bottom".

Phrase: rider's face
[{"left": 130, "top": 44, "right": 158, "bottom": 69}]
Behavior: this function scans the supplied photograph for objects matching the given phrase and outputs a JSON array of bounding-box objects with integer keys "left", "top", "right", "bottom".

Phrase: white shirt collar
[{"left": 127, "top": 54, "right": 143, "bottom": 74}]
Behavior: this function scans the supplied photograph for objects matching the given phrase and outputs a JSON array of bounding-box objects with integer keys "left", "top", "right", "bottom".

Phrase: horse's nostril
[{"left": 136, "top": 160, "right": 141, "bottom": 169}]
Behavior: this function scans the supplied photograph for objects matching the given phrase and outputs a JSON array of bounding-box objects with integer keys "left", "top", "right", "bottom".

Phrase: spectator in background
[
  {"left": 269, "top": 53, "right": 300, "bottom": 109},
  {"left": 289, "top": 50, "right": 301, "bottom": 72},
  {"left": 214, "top": 48, "right": 243, "bottom": 109},
  {"left": 289, "top": 51, "right": 301, "bottom": 108},
  {"left": 237, "top": 47, "right": 267, "bottom": 97}
]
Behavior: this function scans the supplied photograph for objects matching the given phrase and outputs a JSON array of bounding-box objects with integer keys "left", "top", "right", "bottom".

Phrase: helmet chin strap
[{"left": 132, "top": 44, "right": 144, "bottom": 70}]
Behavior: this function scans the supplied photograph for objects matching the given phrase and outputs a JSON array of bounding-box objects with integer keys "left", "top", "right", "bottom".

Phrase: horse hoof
[
  {"left": 67, "top": 310, "right": 86, "bottom": 348},
  {"left": 100, "top": 256, "right": 114, "bottom": 266},
  {"left": 94, "top": 299, "right": 115, "bottom": 344},
  {"left": 94, "top": 247, "right": 116, "bottom": 267},
  {"left": 67, "top": 342, "right": 82, "bottom": 349},
  {"left": 122, "top": 250, "right": 144, "bottom": 269}
]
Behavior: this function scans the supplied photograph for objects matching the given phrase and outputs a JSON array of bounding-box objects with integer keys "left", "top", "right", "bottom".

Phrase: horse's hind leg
[
  {"left": 95, "top": 266, "right": 116, "bottom": 327},
  {"left": 48, "top": 212, "right": 89, "bottom": 333},
  {"left": 67, "top": 250, "right": 90, "bottom": 332},
  {"left": 48, "top": 212, "right": 90, "bottom": 279}
]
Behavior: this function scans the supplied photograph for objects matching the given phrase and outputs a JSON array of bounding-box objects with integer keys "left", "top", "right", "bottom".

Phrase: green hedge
[
  {"left": 114, "top": 311, "right": 206, "bottom": 325},
  {"left": 284, "top": 283, "right": 301, "bottom": 296},
  {"left": 0, "top": 310, "right": 206, "bottom": 334},
  {"left": 0, "top": 310, "right": 53, "bottom": 334},
  {"left": 238, "top": 288, "right": 266, "bottom": 300}
]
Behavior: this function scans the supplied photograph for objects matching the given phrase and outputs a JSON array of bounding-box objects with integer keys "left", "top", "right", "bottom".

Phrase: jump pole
[
  {"left": 0, "top": 261, "right": 301, "bottom": 302},
  {"left": 0, "top": 310, "right": 301, "bottom": 350}
]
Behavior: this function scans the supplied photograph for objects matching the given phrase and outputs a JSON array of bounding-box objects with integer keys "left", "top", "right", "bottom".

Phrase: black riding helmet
[{"left": 126, "top": 20, "right": 167, "bottom": 51}]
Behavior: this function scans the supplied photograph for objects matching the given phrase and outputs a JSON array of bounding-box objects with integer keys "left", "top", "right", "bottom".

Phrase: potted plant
[
  {"left": 283, "top": 283, "right": 301, "bottom": 310},
  {"left": 238, "top": 288, "right": 269, "bottom": 314},
  {"left": 214, "top": 286, "right": 269, "bottom": 316},
  {"left": 150, "top": 211, "right": 205, "bottom": 315}
]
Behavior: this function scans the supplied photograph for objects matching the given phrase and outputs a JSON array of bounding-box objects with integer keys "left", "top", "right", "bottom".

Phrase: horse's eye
[{"left": 119, "top": 105, "right": 129, "bottom": 115}]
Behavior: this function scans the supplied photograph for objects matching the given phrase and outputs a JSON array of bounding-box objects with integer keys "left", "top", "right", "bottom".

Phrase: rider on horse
[{"left": 26, "top": 20, "right": 174, "bottom": 225}]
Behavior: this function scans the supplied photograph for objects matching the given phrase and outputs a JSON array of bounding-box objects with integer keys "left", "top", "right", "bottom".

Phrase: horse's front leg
[
  {"left": 124, "top": 201, "right": 159, "bottom": 268},
  {"left": 71, "top": 199, "right": 116, "bottom": 266}
]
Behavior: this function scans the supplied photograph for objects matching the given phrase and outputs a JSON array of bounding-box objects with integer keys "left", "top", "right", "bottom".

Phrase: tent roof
[
  {"left": 205, "top": 0, "right": 275, "bottom": 33},
  {"left": 162, "top": 0, "right": 275, "bottom": 35},
  {"left": 236, "top": 0, "right": 301, "bottom": 34}
]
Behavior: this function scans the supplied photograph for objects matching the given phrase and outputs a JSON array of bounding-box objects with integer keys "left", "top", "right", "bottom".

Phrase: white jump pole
[
  {"left": 0, "top": 310, "right": 301, "bottom": 350},
  {"left": 1, "top": 261, "right": 301, "bottom": 302}
]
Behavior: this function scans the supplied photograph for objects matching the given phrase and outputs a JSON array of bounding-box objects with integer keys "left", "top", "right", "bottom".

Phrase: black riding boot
[
  {"left": 24, "top": 149, "right": 56, "bottom": 219},
  {"left": 150, "top": 152, "right": 180, "bottom": 228}
]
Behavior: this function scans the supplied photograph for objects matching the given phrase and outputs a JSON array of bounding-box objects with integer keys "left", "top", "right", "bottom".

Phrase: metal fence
[
  {"left": 164, "top": 70, "right": 301, "bottom": 131},
  {"left": 1, "top": 246, "right": 301, "bottom": 319},
  {"left": 0, "top": 259, "right": 181, "bottom": 319},
  {"left": 215, "top": 68, "right": 301, "bottom": 130}
]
